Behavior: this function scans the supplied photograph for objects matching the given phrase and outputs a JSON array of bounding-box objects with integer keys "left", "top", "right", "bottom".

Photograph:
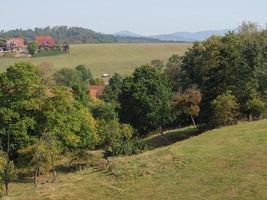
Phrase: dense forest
[
  {"left": 0, "top": 26, "right": 117, "bottom": 43},
  {"left": 0, "top": 22, "right": 266, "bottom": 196}
]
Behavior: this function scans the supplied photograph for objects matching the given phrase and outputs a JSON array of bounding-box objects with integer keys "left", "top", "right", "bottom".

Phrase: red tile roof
[
  {"left": 6, "top": 38, "right": 25, "bottom": 47},
  {"left": 89, "top": 85, "right": 105, "bottom": 98},
  {"left": 35, "top": 36, "right": 56, "bottom": 46}
]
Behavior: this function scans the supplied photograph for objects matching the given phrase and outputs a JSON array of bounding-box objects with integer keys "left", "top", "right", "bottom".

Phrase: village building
[
  {"left": 35, "top": 36, "right": 56, "bottom": 47},
  {"left": 6, "top": 38, "right": 26, "bottom": 51},
  {"left": 89, "top": 85, "right": 105, "bottom": 99}
]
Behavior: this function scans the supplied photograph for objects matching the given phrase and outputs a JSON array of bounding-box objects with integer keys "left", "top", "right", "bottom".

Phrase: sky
[{"left": 1, "top": 0, "right": 266, "bottom": 35}]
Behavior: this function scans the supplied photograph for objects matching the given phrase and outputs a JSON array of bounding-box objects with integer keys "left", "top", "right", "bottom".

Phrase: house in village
[
  {"left": 35, "top": 36, "right": 56, "bottom": 47},
  {"left": 0, "top": 35, "right": 61, "bottom": 57},
  {"left": 89, "top": 85, "right": 105, "bottom": 99},
  {"left": 6, "top": 38, "right": 26, "bottom": 52}
]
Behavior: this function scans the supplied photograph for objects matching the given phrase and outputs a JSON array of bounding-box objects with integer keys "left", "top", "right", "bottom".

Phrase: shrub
[
  {"left": 211, "top": 92, "right": 240, "bottom": 127},
  {"left": 104, "top": 138, "right": 146, "bottom": 157}
]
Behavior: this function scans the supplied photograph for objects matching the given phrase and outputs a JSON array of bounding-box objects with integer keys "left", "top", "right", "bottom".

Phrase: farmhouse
[
  {"left": 36, "top": 36, "right": 56, "bottom": 47},
  {"left": 89, "top": 85, "right": 105, "bottom": 98},
  {"left": 6, "top": 38, "right": 25, "bottom": 51}
]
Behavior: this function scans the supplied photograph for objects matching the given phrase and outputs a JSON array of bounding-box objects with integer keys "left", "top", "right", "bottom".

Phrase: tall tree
[
  {"left": 165, "top": 55, "right": 182, "bottom": 92},
  {"left": 119, "top": 65, "right": 173, "bottom": 135},
  {"left": 19, "top": 141, "right": 50, "bottom": 188},
  {"left": 41, "top": 132, "right": 59, "bottom": 182},
  {"left": 101, "top": 73, "right": 123, "bottom": 105},
  {"left": 0, "top": 63, "right": 45, "bottom": 159},
  {"left": 0, "top": 153, "right": 16, "bottom": 196}
]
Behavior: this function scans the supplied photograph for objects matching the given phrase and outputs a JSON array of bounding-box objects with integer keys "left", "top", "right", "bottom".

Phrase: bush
[
  {"left": 211, "top": 92, "right": 240, "bottom": 127},
  {"left": 104, "top": 138, "right": 146, "bottom": 157}
]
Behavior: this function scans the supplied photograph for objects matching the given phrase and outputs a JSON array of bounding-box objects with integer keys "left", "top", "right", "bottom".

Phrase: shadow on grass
[
  {"left": 15, "top": 171, "right": 33, "bottom": 183},
  {"left": 143, "top": 127, "right": 200, "bottom": 150}
]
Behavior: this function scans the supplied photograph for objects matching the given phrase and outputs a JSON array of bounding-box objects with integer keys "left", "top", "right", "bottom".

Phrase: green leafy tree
[
  {"left": 0, "top": 63, "right": 45, "bottom": 159},
  {"left": 27, "top": 41, "right": 38, "bottom": 55},
  {"left": 211, "top": 92, "right": 240, "bottom": 127},
  {"left": 19, "top": 141, "right": 50, "bottom": 188},
  {"left": 101, "top": 73, "right": 123, "bottom": 105},
  {"left": 165, "top": 55, "right": 182, "bottom": 91},
  {"left": 75, "top": 65, "right": 94, "bottom": 84},
  {"left": 91, "top": 102, "right": 118, "bottom": 122},
  {"left": 246, "top": 97, "right": 265, "bottom": 121},
  {"left": 119, "top": 65, "right": 173, "bottom": 135},
  {"left": 41, "top": 132, "right": 59, "bottom": 182},
  {"left": 150, "top": 59, "right": 164, "bottom": 69},
  {"left": 53, "top": 68, "right": 91, "bottom": 106},
  {"left": 0, "top": 153, "right": 16, "bottom": 196},
  {"left": 41, "top": 87, "right": 98, "bottom": 151},
  {"left": 97, "top": 120, "right": 122, "bottom": 148}
]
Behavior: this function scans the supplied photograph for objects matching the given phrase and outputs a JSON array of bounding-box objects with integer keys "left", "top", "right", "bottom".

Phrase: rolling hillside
[
  {"left": 8, "top": 119, "right": 267, "bottom": 200},
  {"left": 0, "top": 43, "right": 191, "bottom": 77}
]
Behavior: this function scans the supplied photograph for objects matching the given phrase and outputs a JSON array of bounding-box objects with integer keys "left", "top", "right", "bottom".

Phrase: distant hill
[
  {"left": 0, "top": 26, "right": 117, "bottom": 44},
  {"left": 115, "top": 36, "right": 164, "bottom": 43},
  {"left": 114, "top": 29, "right": 231, "bottom": 42},
  {"left": 150, "top": 29, "right": 231, "bottom": 42},
  {"left": 114, "top": 31, "right": 167, "bottom": 43},
  {"left": 114, "top": 30, "right": 142, "bottom": 38}
]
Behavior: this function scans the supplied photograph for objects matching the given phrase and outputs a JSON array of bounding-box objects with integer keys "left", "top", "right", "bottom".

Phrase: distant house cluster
[
  {"left": 6, "top": 38, "right": 26, "bottom": 52},
  {"left": 0, "top": 36, "right": 69, "bottom": 57},
  {"left": 35, "top": 36, "right": 56, "bottom": 47}
]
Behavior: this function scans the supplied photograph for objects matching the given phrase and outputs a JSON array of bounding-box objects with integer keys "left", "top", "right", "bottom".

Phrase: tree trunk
[
  {"left": 249, "top": 114, "right": 252, "bottom": 122},
  {"left": 51, "top": 153, "right": 57, "bottom": 182},
  {"left": 159, "top": 126, "right": 163, "bottom": 135},
  {"left": 5, "top": 182, "right": 8, "bottom": 196},
  {"left": 190, "top": 115, "right": 197, "bottom": 127},
  {"left": 260, "top": 114, "right": 262, "bottom": 120},
  {"left": 34, "top": 168, "right": 38, "bottom": 188}
]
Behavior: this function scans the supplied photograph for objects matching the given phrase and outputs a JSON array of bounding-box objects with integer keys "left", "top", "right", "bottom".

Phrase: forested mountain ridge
[{"left": 0, "top": 26, "right": 117, "bottom": 43}]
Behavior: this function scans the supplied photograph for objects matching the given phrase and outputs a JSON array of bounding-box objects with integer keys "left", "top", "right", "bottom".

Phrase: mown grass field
[
  {"left": 0, "top": 43, "right": 191, "bottom": 77},
  {"left": 7, "top": 119, "right": 267, "bottom": 200}
]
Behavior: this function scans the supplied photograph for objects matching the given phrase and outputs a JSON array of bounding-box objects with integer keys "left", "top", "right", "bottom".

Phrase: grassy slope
[
  {"left": 0, "top": 43, "right": 191, "bottom": 77},
  {"left": 8, "top": 120, "right": 267, "bottom": 200}
]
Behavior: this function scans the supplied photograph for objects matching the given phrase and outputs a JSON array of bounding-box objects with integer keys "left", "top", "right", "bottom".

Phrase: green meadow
[
  {"left": 7, "top": 119, "right": 267, "bottom": 200},
  {"left": 0, "top": 43, "right": 191, "bottom": 77}
]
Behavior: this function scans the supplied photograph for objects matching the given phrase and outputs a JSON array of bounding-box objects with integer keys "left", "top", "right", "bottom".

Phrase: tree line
[{"left": 102, "top": 23, "right": 266, "bottom": 133}]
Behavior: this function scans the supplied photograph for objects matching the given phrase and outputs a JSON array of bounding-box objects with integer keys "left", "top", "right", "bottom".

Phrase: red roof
[
  {"left": 6, "top": 38, "right": 25, "bottom": 47},
  {"left": 89, "top": 85, "right": 105, "bottom": 98},
  {"left": 35, "top": 36, "right": 56, "bottom": 46}
]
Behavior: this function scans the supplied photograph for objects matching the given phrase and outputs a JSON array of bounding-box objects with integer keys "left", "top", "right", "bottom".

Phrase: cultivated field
[
  {"left": 7, "top": 119, "right": 267, "bottom": 200},
  {"left": 0, "top": 43, "right": 191, "bottom": 77}
]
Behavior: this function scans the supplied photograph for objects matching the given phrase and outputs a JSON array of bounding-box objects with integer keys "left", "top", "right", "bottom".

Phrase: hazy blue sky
[{"left": 1, "top": 0, "right": 266, "bottom": 35}]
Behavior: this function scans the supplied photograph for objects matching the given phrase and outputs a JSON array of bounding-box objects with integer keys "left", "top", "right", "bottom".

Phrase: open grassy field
[
  {"left": 0, "top": 43, "right": 191, "bottom": 77},
  {"left": 7, "top": 119, "right": 267, "bottom": 200}
]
